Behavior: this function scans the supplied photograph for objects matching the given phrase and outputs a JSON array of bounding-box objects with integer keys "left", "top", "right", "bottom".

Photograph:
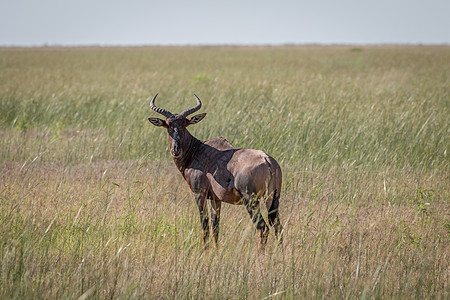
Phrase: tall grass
[{"left": 0, "top": 45, "right": 449, "bottom": 298}]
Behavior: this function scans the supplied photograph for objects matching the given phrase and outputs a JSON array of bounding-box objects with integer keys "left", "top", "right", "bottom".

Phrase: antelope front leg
[
  {"left": 210, "top": 199, "right": 222, "bottom": 246},
  {"left": 194, "top": 193, "right": 209, "bottom": 246}
]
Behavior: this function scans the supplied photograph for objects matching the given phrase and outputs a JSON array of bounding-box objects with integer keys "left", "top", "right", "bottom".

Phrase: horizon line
[{"left": 0, "top": 42, "right": 449, "bottom": 48}]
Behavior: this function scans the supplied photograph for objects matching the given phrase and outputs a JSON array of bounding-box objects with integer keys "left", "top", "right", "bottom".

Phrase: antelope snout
[{"left": 171, "top": 132, "right": 182, "bottom": 158}]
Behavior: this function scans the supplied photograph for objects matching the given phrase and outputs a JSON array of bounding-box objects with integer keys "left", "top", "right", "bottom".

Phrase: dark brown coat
[{"left": 148, "top": 94, "right": 282, "bottom": 248}]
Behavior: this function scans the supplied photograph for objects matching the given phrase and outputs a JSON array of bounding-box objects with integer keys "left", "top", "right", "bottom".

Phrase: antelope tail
[{"left": 264, "top": 157, "right": 279, "bottom": 203}]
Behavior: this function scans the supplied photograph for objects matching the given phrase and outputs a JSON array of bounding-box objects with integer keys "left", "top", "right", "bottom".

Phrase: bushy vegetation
[{"left": 0, "top": 45, "right": 449, "bottom": 299}]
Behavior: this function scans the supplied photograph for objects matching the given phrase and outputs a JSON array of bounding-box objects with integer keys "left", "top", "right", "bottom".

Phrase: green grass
[{"left": 0, "top": 45, "right": 449, "bottom": 299}]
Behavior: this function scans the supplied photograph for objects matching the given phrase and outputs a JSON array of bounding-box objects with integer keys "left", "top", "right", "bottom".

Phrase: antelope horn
[
  {"left": 150, "top": 93, "right": 173, "bottom": 118},
  {"left": 179, "top": 94, "right": 202, "bottom": 118}
]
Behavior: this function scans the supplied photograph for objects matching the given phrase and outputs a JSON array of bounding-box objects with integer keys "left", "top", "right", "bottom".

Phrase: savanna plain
[{"left": 0, "top": 45, "right": 449, "bottom": 299}]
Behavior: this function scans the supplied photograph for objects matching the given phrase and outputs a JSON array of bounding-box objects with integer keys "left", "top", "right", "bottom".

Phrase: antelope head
[{"left": 148, "top": 94, "right": 206, "bottom": 158}]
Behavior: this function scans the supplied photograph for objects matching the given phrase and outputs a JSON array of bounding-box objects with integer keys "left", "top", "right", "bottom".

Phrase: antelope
[{"left": 148, "top": 94, "right": 282, "bottom": 249}]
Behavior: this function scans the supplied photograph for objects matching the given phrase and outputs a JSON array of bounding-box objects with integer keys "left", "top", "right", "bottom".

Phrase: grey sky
[{"left": 1, "top": 0, "right": 449, "bottom": 46}]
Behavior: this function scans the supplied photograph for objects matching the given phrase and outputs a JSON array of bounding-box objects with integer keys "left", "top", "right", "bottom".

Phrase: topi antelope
[{"left": 148, "top": 94, "right": 282, "bottom": 249}]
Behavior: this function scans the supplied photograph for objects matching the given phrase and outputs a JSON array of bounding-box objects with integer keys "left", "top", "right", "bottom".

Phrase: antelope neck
[{"left": 174, "top": 134, "right": 202, "bottom": 173}]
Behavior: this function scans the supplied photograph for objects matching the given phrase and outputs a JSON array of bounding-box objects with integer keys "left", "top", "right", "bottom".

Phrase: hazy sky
[{"left": 1, "top": 0, "right": 449, "bottom": 46}]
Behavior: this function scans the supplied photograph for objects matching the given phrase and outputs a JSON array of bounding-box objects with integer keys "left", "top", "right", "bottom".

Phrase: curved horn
[
  {"left": 150, "top": 93, "right": 173, "bottom": 118},
  {"left": 179, "top": 94, "right": 202, "bottom": 118}
]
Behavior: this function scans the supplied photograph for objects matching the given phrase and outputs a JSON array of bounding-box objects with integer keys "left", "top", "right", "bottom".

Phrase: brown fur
[{"left": 149, "top": 98, "right": 282, "bottom": 249}]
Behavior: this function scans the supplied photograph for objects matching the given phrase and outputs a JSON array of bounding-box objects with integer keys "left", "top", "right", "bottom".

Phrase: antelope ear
[
  {"left": 187, "top": 113, "right": 207, "bottom": 126},
  {"left": 148, "top": 118, "right": 167, "bottom": 127}
]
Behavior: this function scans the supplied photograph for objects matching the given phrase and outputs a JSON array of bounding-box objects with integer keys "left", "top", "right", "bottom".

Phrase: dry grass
[
  {"left": 1, "top": 161, "right": 448, "bottom": 299},
  {"left": 0, "top": 45, "right": 449, "bottom": 299}
]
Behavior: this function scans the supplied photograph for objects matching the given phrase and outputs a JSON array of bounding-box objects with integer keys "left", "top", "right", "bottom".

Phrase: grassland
[{"left": 0, "top": 45, "right": 449, "bottom": 299}]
